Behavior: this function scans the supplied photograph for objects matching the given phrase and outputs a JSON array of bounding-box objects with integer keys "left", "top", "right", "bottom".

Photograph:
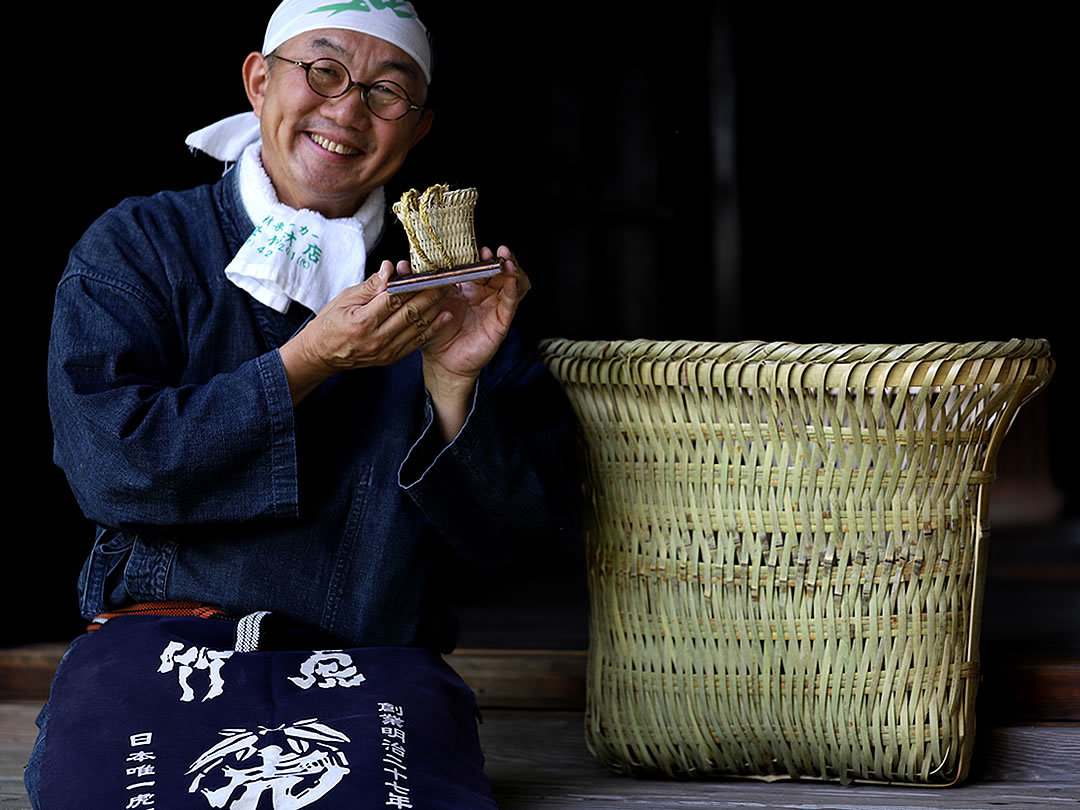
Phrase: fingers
[
  {"left": 349, "top": 260, "right": 393, "bottom": 305},
  {"left": 308, "top": 265, "right": 450, "bottom": 368},
  {"left": 385, "top": 305, "right": 455, "bottom": 359},
  {"left": 316, "top": 245, "right": 531, "bottom": 372},
  {"left": 369, "top": 283, "right": 452, "bottom": 356},
  {"left": 471, "top": 246, "right": 530, "bottom": 329},
  {"left": 478, "top": 245, "right": 531, "bottom": 300}
]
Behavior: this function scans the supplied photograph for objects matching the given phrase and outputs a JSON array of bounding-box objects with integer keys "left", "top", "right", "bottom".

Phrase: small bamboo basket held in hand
[
  {"left": 538, "top": 338, "right": 1054, "bottom": 785},
  {"left": 391, "top": 185, "right": 480, "bottom": 273}
]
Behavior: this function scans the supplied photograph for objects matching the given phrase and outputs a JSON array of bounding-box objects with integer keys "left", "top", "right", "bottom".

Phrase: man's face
[{"left": 244, "top": 29, "right": 433, "bottom": 218}]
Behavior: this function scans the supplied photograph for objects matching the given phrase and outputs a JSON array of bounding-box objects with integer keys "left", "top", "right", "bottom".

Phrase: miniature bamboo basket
[
  {"left": 391, "top": 185, "right": 480, "bottom": 273},
  {"left": 538, "top": 338, "right": 1054, "bottom": 785}
]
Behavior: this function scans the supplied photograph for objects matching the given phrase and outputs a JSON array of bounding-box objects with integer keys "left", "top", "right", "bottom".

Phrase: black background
[{"left": 9, "top": 3, "right": 1071, "bottom": 646}]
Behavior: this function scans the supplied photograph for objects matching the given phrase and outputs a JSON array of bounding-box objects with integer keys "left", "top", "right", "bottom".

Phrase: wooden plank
[
  {"left": 478, "top": 711, "right": 1080, "bottom": 807},
  {"left": 0, "top": 702, "right": 39, "bottom": 810},
  {"left": 445, "top": 649, "right": 587, "bottom": 710},
  {"left": 489, "top": 779, "right": 1080, "bottom": 809},
  {"left": 477, "top": 711, "right": 1080, "bottom": 787},
  {"left": 0, "top": 644, "right": 64, "bottom": 702},
  {"left": 980, "top": 657, "right": 1080, "bottom": 723},
  {"left": 971, "top": 725, "right": 1080, "bottom": 783}
]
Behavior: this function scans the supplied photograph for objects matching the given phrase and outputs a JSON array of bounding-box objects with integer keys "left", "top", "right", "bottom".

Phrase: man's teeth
[{"left": 309, "top": 133, "right": 361, "bottom": 155}]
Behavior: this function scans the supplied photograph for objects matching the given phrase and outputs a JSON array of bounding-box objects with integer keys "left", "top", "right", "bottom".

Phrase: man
[{"left": 31, "top": 1, "right": 577, "bottom": 803}]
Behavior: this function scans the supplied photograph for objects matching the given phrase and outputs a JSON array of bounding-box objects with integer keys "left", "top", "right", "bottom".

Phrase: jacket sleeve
[
  {"left": 397, "top": 329, "right": 582, "bottom": 566},
  {"left": 48, "top": 232, "right": 300, "bottom": 529}
]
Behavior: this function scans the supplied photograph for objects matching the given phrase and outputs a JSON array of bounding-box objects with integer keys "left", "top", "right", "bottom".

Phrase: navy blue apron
[{"left": 36, "top": 610, "right": 496, "bottom": 809}]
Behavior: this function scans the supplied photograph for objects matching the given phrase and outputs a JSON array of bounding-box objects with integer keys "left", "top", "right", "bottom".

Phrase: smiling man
[
  {"left": 251, "top": 29, "right": 433, "bottom": 217},
  {"left": 32, "top": 1, "right": 578, "bottom": 805}
]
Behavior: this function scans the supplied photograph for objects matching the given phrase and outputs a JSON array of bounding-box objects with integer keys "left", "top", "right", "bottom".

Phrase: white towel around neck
[{"left": 227, "top": 141, "right": 385, "bottom": 314}]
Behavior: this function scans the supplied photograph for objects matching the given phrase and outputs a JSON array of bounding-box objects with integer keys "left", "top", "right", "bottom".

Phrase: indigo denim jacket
[{"left": 47, "top": 168, "right": 579, "bottom": 650}]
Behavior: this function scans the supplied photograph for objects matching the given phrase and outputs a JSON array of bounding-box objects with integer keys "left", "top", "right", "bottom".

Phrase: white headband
[
  {"left": 263, "top": 0, "right": 432, "bottom": 83},
  {"left": 186, "top": 0, "right": 431, "bottom": 162}
]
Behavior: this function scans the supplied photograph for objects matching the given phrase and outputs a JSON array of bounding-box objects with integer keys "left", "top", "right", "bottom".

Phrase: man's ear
[
  {"left": 242, "top": 52, "right": 269, "bottom": 117},
  {"left": 409, "top": 109, "right": 435, "bottom": 149}
]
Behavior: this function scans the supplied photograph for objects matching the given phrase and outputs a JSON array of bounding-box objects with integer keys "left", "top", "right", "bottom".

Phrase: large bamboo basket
[{"left": 538, "top": 338, "right": 1054, "bottom": 785}]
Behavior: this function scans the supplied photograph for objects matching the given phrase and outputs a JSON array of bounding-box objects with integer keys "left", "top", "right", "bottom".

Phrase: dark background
[{"left": 9, "top": 3, "right": 1072, "bottom": 647}]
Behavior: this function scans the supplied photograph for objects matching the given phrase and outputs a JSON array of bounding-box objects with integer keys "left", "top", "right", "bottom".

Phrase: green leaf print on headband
[{"left": 310, "top": 0, "right": 416, "bottom": 18}]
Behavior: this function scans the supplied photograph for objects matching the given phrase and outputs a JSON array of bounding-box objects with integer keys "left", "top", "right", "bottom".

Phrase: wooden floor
[
  {"left": 2, "top": 700, "right": 1078, "bottom": 809},
  {"left": 481, "top": 712, "right": 1080, "bottom": 809}
]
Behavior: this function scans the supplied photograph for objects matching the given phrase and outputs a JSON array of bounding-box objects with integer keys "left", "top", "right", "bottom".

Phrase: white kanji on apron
[
  {"left": 158, "top": 642, "right": 235, "bottom": 702},
  {"left": 186, "top": 719, "right": 351, "bottom": 809},
  {"left": 288, "top": 651, "right": 367, "bottom": 690}
]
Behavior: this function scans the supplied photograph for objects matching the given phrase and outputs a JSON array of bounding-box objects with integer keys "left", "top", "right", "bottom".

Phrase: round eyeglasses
[{"left": 270, "top": 54, "right": 424, "bottom": 121}]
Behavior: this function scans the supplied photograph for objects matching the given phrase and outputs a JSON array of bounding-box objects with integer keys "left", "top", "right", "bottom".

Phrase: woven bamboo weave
[
  {"left": 391, "top": 185, "right": 480, "bottom": 274},
  {"left": 538, "top": 338, "right": 1054, "bottom": 785}
]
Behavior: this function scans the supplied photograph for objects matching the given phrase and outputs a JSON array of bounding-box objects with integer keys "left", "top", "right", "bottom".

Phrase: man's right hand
[{"left": 279, "top": 260, "right": 453, "bottom": 404}]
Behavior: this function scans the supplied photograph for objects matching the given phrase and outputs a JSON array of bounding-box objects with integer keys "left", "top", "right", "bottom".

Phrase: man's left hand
[{"left": 416, "top": 245, "right": 531, "bottom": 439}]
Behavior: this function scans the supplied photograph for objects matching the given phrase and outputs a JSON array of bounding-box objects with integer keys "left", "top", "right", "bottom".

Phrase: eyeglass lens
[{"left": 305, "top": 58, "right": 413, "bottom": 120}]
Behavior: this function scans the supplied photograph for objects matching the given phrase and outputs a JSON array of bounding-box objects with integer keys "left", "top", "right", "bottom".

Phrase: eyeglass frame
[{"left": 268, "top": 54, "right": 425, "bottom": 120}]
